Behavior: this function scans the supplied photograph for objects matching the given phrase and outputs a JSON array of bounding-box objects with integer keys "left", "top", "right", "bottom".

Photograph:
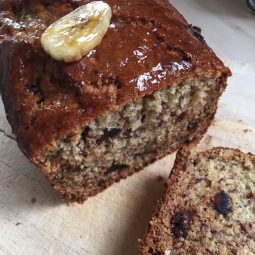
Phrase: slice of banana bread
[
  {"left": 0, "top": 0, "right": 230, "bottom": 202},
  {"left": 140, "top": 147, "right": 255, "bottom": 254}
]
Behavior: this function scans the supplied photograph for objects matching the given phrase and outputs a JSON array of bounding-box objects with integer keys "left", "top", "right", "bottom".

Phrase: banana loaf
[
  {"left": 0, "top": 0, "right": 231, "bottom": 202},
  {"left": 140, "top": 147, "right": 255, "bottom": 254}
]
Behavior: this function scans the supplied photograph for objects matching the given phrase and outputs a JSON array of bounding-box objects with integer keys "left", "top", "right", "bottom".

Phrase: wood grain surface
[{"left": 0, "top": 1, "right": 255, "bottom": 254}]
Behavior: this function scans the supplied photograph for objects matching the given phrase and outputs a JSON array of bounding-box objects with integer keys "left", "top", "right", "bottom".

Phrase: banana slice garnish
[{"left": 41, "top": 1, "right": 112, "bottom": 63}]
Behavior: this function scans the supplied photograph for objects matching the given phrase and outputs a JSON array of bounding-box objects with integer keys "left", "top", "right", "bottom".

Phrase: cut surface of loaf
[
  {"left": 140, "top": 148, "right": 255, "bottom": 254},
  {"left": 0, "top": 0, "right": 230, "bottom": 202}
]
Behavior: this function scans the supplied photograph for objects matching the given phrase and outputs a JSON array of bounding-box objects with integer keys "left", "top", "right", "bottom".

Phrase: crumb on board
[
  {"left": 211, "top": 120, "right": 217, "bottom": 126},
  {"left": 156, "top": 176, "right": 164, "bottom": 182},
  {"left": 31, "top": 198, "right": 36, "bottom": 204},
  {"left": 16, "top": 223, "right": 21, "bottom": 226},
  {"left": 204, "top": 135, "right": 213, "bottom": 145},
  {"left": 243, "top": 129, "right": 252, "bottom": 133}
]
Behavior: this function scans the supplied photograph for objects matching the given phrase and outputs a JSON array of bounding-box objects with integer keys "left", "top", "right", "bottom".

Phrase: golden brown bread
[
  {"left": 140, "top": 147, "right": 255, "bottom": 254},
  {"left": 0, "top": 0, "right": 231, "bottom": 202}
]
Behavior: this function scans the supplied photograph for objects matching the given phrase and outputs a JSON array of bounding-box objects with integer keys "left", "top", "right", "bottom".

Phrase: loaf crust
[
  {"left": 0, "top": 0, "right": 231, "bottom": 202},
  {"left": 0, "top": 0, "right": 230, "bottom": 158},
  {"left": 140, "top": 147, "right": 255, "bottom": 254}
]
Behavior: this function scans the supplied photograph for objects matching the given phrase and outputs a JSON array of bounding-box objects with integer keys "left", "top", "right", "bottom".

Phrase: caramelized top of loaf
[{"left": 0, "top": 0, "right": 230, "bottom": 159}]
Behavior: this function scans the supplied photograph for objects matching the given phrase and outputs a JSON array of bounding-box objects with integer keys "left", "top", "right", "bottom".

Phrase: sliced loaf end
[{"left": 140, "top": 147, "right": 255, "bottom": 254}]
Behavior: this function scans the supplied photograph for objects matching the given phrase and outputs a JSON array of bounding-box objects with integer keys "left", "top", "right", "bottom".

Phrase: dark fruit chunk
[
  {"left": 82, "top": 127, "right": 90, "bottom": 140},
  {"left": 176, "top": 112, "right": 186, "bottom": 122},
  {"left": 103, "top": 128, "right": 121, "bottom": 138},
  {"left": 247, "top": 192, "right": 254, "bottom": 199},
  {"left": 36, "top": 97, "right": 45, "bottom": 105},
  {"left": 188, "top": 24, "right": 205, "bottom": 43},
  {"left": 148, "top": 247, "right": 161, "bottom": 255},
  {"left": 97, "top": 179, "right": 106, "bottom": 187},
  {"left": 171, "top": 211, "right": 190, "bottom": 238},
  {"left": 213, "top": 191, "right": 232, "bottom": 216},
  {"left": 26, "top": 83, "right": 40, "bottom": 94},
  {"left": 188, "top": 121, "right": 198, "bottom": 131},
  {"left": 68, "top": 166, "right": 82, "bottom": 173},
  {"left": 106, "top": 163, "right": 128, "bottom": 173},
  {"left": 97, "top": 128, "right": 121, "bottom": 143},
  {"left": 114, "top": 79, "right": 122, "bottom": 89},
  {"left": 123, "top": 128, "right": 132, "bottom": 138},
  {"left": 216, "top": 77, "right": 224, "bottom": 86}
]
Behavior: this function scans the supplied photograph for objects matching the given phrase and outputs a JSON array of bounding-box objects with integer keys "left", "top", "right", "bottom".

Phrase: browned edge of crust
[{"left": 139, "top": 146, "right": 255, "bottom": 254}]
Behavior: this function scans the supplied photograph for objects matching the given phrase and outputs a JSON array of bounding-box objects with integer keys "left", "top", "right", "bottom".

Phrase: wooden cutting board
[{"left": 0, "top": 1, "right": 255, "bottom": 254}]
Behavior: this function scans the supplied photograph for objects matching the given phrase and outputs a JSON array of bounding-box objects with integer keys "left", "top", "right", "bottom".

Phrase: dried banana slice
[{"left": 41, "top": 1, "right": 112, "bottom": 63}]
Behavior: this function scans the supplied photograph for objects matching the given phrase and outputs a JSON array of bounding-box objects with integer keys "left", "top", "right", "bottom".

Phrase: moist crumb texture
[
  {"left": 140, "top": 148, "right": 255, "bottom": 255},
  {"left": 43, "top": 77, "right": 224, "bottom": 201},
  {"left": 0, "top": 0, "right": 230, "bottom": 202}
]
